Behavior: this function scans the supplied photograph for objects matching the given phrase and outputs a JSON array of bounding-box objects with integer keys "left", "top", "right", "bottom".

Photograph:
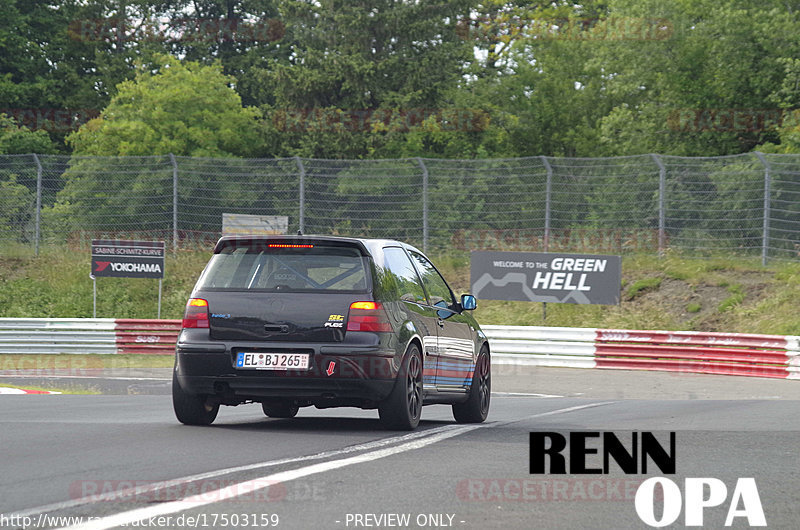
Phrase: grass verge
[
  {"left": 2, "top": 247, "right": 800, "bottom": 335},
  {"left": 0, "top": 354, "right": 173, "bottom": 371}
]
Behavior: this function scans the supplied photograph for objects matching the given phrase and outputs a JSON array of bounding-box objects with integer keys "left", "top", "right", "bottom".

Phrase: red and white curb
[{"left": 0, "top": 387, "right": 61, "bottom": 394}]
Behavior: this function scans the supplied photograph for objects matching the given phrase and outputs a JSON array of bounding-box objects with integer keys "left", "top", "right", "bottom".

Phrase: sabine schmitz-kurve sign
[{"left": 91, "top": 240, "right": 165, "bottom": 279}]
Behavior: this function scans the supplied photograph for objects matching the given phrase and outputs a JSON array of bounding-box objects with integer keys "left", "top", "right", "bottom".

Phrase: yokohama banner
[{"left": 91, "top": 240, "right": 165, "bottom": 279}]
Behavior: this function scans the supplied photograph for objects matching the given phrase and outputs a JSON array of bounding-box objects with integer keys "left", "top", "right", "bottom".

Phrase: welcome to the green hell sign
[{"left": 470, "top": 251, "right": 622, "bottom": 305}]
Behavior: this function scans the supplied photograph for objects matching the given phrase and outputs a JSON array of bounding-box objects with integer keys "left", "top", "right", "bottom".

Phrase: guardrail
[
  {"left": 1, "top": 319, "right": 798, "bottom": 380},
  {"left": 0, "top": 318, "right": 180, "bottom": 355},
  {"left": 483, "top": 325, "right": 800, "bottom": 380}
]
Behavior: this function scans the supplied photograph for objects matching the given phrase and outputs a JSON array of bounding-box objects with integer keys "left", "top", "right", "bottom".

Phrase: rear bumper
[
  {"left": 175, "top": 333, "right": 399, "bottom": 403},
  {"left": 176, "top": 372, "right": 396, "bottom": 403}
]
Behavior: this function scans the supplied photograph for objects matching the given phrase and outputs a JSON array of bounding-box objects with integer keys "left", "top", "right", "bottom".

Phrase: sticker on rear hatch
[{"left": 324, "top": 314, "right": 345, "bottom": 328}]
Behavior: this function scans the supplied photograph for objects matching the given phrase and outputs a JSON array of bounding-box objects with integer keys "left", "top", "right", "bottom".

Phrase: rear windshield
[{"left": 196, "top": 244, "right": 369, "bottom": 292}]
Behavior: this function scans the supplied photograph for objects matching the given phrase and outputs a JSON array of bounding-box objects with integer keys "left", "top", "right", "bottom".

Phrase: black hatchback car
[{"left": 173, "top": 235, "right": 490, "bottom": 430}]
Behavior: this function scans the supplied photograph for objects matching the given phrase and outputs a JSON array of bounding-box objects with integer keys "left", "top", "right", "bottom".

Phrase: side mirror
[{"left": 461, "top": 294, "right": 477, "bottom": 311}]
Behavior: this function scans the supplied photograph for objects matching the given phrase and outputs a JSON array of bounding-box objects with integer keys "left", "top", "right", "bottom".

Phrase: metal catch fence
[{"left": 0, "top": 152, "right": 797, "bottom": 261}]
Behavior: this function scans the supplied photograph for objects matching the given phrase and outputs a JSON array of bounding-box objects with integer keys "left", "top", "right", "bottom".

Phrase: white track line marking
[
  {"left": 519, "top": 401, "right": 613, "bottom": 420},
  {"left": 11, "top": 424, "right": 461, "bottom": 519},
  {"left": 492, "top": 392, "right": 563, "bottom": 398},
  {"left": 58, "top": 425, "right": 481, "bottom": 530},
  {"left": 57, "top": 402, "right": 614, "bottom": 530},
  {"left": 0, "top": 387, "right": 61, "bottom": 394},
  {"left": 0, "top": 376, "right": 168, "bottom": 381}
]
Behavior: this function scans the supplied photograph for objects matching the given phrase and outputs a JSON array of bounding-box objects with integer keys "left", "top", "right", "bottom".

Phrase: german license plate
[{"left": 236, "top": 352, "right": 310, "bottom": 370}]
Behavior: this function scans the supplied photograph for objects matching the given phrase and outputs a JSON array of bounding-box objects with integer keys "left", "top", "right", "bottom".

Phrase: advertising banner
[
  {"left": 91, "top": 240, "right": 165, "bottom": 279},
  {"left": 471, "top": 251, "right": 621, "bottom": 305}
]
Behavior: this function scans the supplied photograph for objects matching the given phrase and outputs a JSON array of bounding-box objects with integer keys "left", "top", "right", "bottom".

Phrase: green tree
[
  {"left": 593, "top": 0, "right": 800, "bottom": 156},
  {"left": 0, "top": 175, "right": 35, "bottom": 242},
  {"left": 47, "top": 55, "right": 263, "bottom": 240},
  {"left": 254, "top": 0, "right": 477, "bottom": 158},
  {"left": 758, "top": 58, "right": 800, "bottom": 153},
  {"left": 147, "top": 0, "right": 288, "bottom": 107},
  {"left": 0, "top": 1, "right": 172, "bottom": 150},
  {"left": 0, "top": 115, "right": 56, "bottom": 243},
  {"left": 0, "top": 114, "right": 57, "bottom": 154},
  {"left": 446, "top": 0, "right": 800, "bottom": 158},
  {"left": 394, "top": 0, "right": 619, "bottom": 158},
  {"left": 67, "top": 54, "right": 261, "bottom": 156}
]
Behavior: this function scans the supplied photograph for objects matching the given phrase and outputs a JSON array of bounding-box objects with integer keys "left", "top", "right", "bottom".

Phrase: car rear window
[{"left": 196, "top": 243, "right": 369, "bottom": 292}]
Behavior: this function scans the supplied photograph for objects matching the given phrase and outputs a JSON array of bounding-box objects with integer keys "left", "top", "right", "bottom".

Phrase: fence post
[
  {"left": 754, "top": 152, "right": 770, "bottom": 266},
  {"left": 416, "top": 158, "right": 429, "bottom": 253},
  {"left": 650, "top": 154, "right": 666, "bottom": 256},
  {"left": 33, "top": 154, "right": 42, "bottom": 256},
  {"left": 540, "top": 156, "right": 552, "bottom": 252},
  {"left": 295, "top": 156, "right": 306, "bottom": 234},
  {"left": 170, "top": 154, "right": 178, "bottom": 252}
]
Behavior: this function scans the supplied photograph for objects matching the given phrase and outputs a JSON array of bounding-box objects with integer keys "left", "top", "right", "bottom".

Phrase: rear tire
[
  {"left": 172, "top": 372, "right": 219, "bottom": 426},
  {"left": 452, "top": 346, "right": 490, "bottom": 423},
  {"left": 379, "top": 344, "right": 423, "bottom": 430},
  {"left": 262, "top": 401, "right": 299, "bottom": 418}
]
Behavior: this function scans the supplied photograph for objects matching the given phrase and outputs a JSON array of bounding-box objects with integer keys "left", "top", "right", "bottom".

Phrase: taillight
[
  {"left": 347, "top": 301, "right": 392, "bottom": 332},
  {"left": 182, "top": 298, "right": 209, "bottom": 328}
]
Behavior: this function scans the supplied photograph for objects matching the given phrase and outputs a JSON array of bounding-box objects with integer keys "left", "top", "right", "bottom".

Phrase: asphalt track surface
[{"left": 2, "top": 366, "right": 800, "bottom": 530}]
